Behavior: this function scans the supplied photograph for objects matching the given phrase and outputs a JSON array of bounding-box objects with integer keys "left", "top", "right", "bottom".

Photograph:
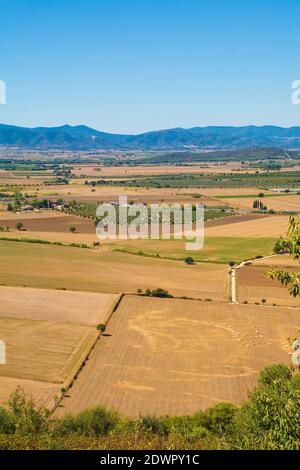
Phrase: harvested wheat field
[
  {"left": 0, "top": 286, "right": 119, "bottom": 326},
  {"left": 205, "top": 215, "right": 289, "bottom": 238},
  {"left": 201, "top": 188, "right": 274, "bottom": 197},
  {"left": 71, "top": 163, "right": 249, "bottom": 177},
  {"left": 251, "top": 254, "right": 300, "bottom": 267},
  {"left": 220, "top": 195, "right": 300, "bottom": 212},
  {"left": 55, "top": 296, "right": 298, "bottom": 417},
  {"left": 0, "top": 376, "right": 60, "bottom": 408},
  {"left": 0, "top": 241, "right": 229, "bottom": 300},
  {"left": 237, "top": 265, "right": 300, "bottom": 307},
  {"left": 0, "top": 317, "right": 96, "bottom": 383}
]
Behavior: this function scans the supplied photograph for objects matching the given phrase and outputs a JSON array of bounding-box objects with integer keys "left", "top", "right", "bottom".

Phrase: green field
[{"left": 110, "top": 236, "right": 276, "bottom": 263}]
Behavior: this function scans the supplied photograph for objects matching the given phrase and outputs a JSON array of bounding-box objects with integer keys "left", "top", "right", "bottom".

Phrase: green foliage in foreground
[
  {"left": 0, "top": 364, "right": 299, "bottom": 450},
  {"left": 269, "top": 217, "right": 300, "bottom": 297}
]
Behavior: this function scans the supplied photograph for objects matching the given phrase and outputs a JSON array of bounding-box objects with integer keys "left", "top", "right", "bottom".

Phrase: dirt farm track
[{"left": 55, "top": 295, "right": 299, "bottom": 417}]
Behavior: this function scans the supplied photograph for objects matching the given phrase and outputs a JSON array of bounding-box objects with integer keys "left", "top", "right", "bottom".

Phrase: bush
[
  {"left": 56, "top": 407, "right": 120, "bottom": 437},
  {"left": 258, "top": 364, "right": 292, "bottom": 387},
  {"left": 231, "top": 366, "right": 300, "bottom": 450},
  {"left": 96, "top": 324, "right": 106, "bottom": 333}
]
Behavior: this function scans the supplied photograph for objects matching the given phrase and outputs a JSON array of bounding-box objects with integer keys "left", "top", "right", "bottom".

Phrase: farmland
[
  {"left": 0, "top": 286, "right": 119, "bottom": 326},
  {"left": 55, "top": 295, "right": 299, "bottom": 417},
  {"left": 0, "top": 287, "right": 120, "bottom": 408},
  {"left": 0, "top": 317, "right": 96, "bottom": 383},
  {"left": 0, "top": 156, "right": 299, "bottom": 427},
  {"left": 237, "top": 262, "right": 300, "bottom": 307},
  {"left": 0, "top": 240, "right": 229, "bottom": 299}
]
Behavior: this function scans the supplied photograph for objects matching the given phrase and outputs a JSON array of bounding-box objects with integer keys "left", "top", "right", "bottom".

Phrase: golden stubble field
[
  {"left": 55, "top": 295, "right": 299, "bottom": 417},
  {"left": 0, "top": 286, "right": 119, "bottom": 326},
  {"left": 237, "top": 263, "right": 300, "bottom": 307},
  {"left": 0, "top": 317, "right": 96, "bottom": 384},
  {"left": 0, "top": 241, "right": 229, "bottom": 300},
  {"left": 0, "top": 287, "right": 120, "bottom": 408},
  {"left": 221, "top": 195, "right": 300, "bottom": 212}
]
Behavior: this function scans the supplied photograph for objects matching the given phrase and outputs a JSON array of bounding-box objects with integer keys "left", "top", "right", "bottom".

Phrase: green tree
[
  {"left": 97, "top": 324, "right": 106, "bottom": 334},
  {"left": 16, "top": 222, "right": 24, "bottom": 231},
  {"left": 267, "top": 217, "right": 300, "bottom": 297}
]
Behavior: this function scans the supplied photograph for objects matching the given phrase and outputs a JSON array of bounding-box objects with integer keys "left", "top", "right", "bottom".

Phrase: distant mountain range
[{"left": 1, "top": 124, "right": 300, "bottom": 151}]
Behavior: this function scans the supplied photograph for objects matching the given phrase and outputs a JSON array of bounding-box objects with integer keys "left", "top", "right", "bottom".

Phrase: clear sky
[{"left": 0, "top": 0, "right": 300, "bottom": 133}]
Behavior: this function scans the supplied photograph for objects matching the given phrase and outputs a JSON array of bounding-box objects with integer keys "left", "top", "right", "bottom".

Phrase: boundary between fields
[{"left": 47, "top": 293, "right": 125, "bottom": 414}]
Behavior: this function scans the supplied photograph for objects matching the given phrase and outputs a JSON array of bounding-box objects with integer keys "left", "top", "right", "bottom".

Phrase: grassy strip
[{"left": 0, "top": 236, "right": 88, "bottom": 249}]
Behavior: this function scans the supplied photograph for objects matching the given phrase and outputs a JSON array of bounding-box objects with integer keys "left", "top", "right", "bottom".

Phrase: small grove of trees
[
  {"left": 253, "top": 200, "right": 267, "bottom": 211},
  {"left": 138, "top": 288, "right": 173, "bottom": 299},
  {"left": 268, "top": 216, "right": 300, "bottom": 297}
]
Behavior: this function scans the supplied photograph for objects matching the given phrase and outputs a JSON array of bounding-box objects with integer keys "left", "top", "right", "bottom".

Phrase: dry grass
[
  {"left": 205, "top": 215, "right": 289, "bottom": 238},
  {"left": 0, "top": 317, "right": 96, "bottom": 384},
  {"left": 201, "top": 188, "right": 274, "bottom": 196},
  {"left": 0, "top": 241, "right": 229, "bottom": 300},
  {"left": 71, "top": 163, "right": 250, "bottom": 177},
  {"left": 0, "top": 286, "right": 119, "bottom": 326},
  {"left": 252, "top": 254, "right": 300, "bottom": 267},
  {"left": 55, "top": 295, "right": 299, "bottom": 417},
  {"left": 0, "top": 377, "right": 60, "bottom": 408},
  {"left": 237, "top": 265, "right": 300, "bottom": 307},
  {"left": 221, "top": 195, "right": 300, "bottom": 211}
]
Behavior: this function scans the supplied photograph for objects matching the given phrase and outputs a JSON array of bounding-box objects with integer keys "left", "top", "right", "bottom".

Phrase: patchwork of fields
[
  {"left": 0, "top": 169, "right": 299, "bottom": 422},
  {"left": 55, "top": 295, "right": 299, "bottom": 417},
  {"left": 0, "top": 287, "right": 119, "bottom": 408}
]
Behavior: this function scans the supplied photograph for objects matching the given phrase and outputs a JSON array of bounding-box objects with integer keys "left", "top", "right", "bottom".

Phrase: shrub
[
  {"left": 258, "top": 364, "right": 292, "bottom": 387},
  {"left": 96, "top": 324, "right": 106, "bottom": 334},
  {"left": 56, "top": 407, "right": 120, "bottom": 437}
]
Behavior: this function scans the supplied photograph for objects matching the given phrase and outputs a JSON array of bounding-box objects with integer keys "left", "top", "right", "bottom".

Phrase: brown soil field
[
  {"left": 0, "top": 286, "right": 119, "bottom": 326},
  {"left": 0, "top": 376, "right": 59, "bottom": 408},
  {"left": 205, "top": 214, "right": 269, "bottom": 228},
  {"left": 205, "top": 215, "right": 289, "bottom": 238},
  {"left": 0, "top": 241, "right": 229, "bottom": 300},
  {"left": 0, "top": 214, "right": 267, "bottom": 247},
  {"left": 0, "top": 213, "right": 95, "bottom": 233},
  {"left": 237, "top": 265, "right": 300, "bottom": 307},
  {"left": 55, "top": 296, "right": 298, "bottom": 417},
  {"left": 0, "top": 317, "right": 96, "bottom": 384},
  {"left": 221, "top": 195, "right": 300, "bottom": 211}
]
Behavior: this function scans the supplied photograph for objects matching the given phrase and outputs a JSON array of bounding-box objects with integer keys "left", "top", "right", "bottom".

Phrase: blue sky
[{"left": 0, "top": 0, "right": 300, "bottom": 133}]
